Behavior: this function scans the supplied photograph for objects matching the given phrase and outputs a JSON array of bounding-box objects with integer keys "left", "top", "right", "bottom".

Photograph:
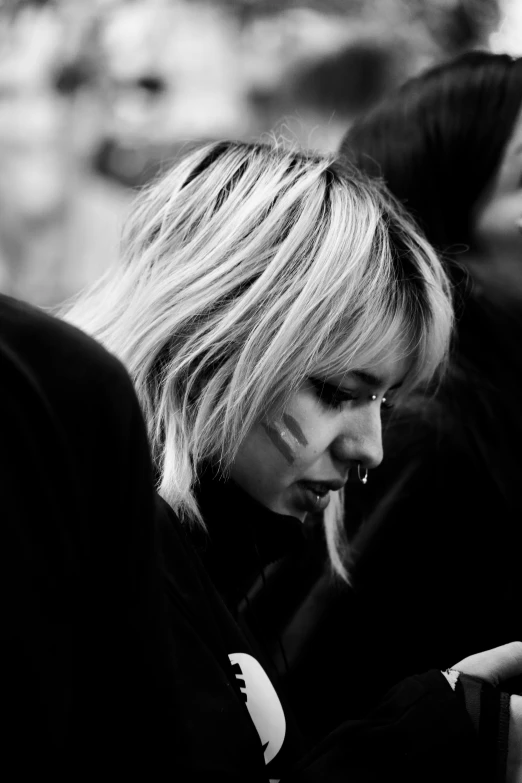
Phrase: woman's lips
[
  {"left": 301, "top": 478, "right": 346, "bottom": 493},
  {"left": 295, "top": 480, "right": 343, "bottom": 514},
  {"left": 302, "top": 481, "right": 330, "bottom": 497}
]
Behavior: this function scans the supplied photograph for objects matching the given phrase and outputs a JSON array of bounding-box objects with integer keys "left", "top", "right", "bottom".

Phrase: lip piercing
[
  {"left": 369, "top": 394, "right": 377, "bottom": 401},
  {"left": 357, "top": 464, "right": 369, "bottom": 484}
]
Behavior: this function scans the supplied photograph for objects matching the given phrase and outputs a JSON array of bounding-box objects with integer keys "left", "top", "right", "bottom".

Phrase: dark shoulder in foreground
[
  {"left": 0, "top": 293, "right": 136, "bottom": 408},
  {"left": 0, "top": 294, "right": 175, "bottom": 776}
]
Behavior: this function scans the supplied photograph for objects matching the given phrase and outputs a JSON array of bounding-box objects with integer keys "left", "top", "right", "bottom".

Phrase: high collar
[{"left": 192, "top": 469, "right": 306, "bottom": 607}]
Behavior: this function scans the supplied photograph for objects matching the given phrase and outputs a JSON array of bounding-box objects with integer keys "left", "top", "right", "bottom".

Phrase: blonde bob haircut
[{"left": 63, "top": 140, "right": 453, "bottom": 579}]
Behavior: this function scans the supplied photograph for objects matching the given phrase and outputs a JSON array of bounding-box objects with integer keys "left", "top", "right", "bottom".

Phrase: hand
[
  {"left": 452, "top": 643, "right": 522, "bottom": 783},
  {"left": 452, "top": 642, "right": 522, "bottom": 686}
]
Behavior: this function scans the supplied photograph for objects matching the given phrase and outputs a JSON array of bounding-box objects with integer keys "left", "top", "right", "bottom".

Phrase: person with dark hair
[{"left": 313, "top": 50, "right": 522, "bottom": 720}]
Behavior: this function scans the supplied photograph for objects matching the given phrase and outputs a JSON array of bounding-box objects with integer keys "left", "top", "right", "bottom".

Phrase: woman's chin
[{"left": 266, "top": 497, "right": 307, "bottom": 522}]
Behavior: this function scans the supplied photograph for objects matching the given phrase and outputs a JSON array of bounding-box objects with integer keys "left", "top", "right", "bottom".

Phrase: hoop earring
[{"left": 357, "top": 465, "right": 368, "bottom": 485}]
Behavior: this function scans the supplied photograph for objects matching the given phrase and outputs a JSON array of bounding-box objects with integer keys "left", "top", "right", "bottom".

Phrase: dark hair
[
  {"left": 340, "top": 51, "right": 522, "bottom": 260},
  {"left": 339, "top": 51, "right": 522, "bottom": 513}
]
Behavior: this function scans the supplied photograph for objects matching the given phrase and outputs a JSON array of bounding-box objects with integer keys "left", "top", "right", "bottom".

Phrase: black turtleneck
[{"left": 192, "top": 470, "right": 307, "bottom": 612}]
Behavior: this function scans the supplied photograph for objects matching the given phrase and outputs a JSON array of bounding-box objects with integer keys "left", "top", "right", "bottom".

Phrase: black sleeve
[{"left": 283, "top": 670, "right": 490, "bottom": 783}]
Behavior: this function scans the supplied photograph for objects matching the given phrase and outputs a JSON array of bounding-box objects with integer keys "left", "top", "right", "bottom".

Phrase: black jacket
[
  {"left": 156, "top": 472, "right": 504, "bottom": 781},
  {"left": 0, "top": 293, "right": 507, "bottom": 781},
  {"left": 0, "top": 294, "right": 178, "bottom": 776}
]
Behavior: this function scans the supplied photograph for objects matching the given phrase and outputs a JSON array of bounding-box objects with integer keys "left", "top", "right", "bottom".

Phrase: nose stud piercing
[{"left": 357, "top": 464, "right": 369, "bottom": 484}]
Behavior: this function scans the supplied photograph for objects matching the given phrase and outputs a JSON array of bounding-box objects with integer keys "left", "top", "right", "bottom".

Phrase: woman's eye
[
  {"left": 309, "top": 378, "right": 356, "bottom": 409},
  {"left": 381, "top": 395, "right": 397, "bottom": 412}
]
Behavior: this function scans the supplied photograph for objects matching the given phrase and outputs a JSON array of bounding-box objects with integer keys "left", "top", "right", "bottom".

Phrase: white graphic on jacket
[{"left": 228, "top": 652, "right": 286, "bottom": 764}]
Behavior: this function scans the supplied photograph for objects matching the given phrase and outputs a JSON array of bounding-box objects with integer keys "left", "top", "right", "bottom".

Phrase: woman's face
[
  {"left": 472, "top": 104, "right": 522, "bottom": 296},
  {"left": 229, "top": 350, "right": 408, "bottom": 521}
]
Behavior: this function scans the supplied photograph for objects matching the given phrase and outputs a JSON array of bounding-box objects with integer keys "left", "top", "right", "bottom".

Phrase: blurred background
[{"left": 0, "top": 0, "right": 518, "bottom": 308}]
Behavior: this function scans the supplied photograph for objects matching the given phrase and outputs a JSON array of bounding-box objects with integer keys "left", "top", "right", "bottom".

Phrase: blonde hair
[{"left": 62, "top": 140, "right": 453, "bottom": 578}]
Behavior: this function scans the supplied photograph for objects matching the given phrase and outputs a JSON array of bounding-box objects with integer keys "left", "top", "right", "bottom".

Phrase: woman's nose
[{"left": 331, "top": 406, "right": 384, "bottom": 470}]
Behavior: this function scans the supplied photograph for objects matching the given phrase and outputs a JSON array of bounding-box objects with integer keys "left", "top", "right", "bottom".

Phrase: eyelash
[
  {"left": 309, "top": 378, "right": 355, "bottom": 409},
  {"left": 309, "top": 378, "right": 395, "bottom": 412},
  {"left": 381, "top": 397, "right": 394, "bottom": 411}
]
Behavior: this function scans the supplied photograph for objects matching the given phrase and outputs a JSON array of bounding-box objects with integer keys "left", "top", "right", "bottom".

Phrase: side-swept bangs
[
  {"left": 61, "top": 140, "right": 453, "bottom": 577},
  {"left": 256, "top": 171, "right": 453, "bottom": 411}
]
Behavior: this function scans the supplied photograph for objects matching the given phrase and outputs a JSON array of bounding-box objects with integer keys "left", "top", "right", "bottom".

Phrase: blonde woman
[{"left": 63, "top": 141, "right": 522, "bottom": 782}]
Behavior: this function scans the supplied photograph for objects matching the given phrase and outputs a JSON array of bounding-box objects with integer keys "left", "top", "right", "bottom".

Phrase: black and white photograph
[{"left": 2, "top": 1, "right": 522, "bottom": 780}]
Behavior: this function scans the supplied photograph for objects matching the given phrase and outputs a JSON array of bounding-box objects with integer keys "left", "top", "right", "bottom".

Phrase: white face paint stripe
[
  {"left": 282, "top": 413, "right": 308, "bottom": 446},
  {"left": 262, "top": 421, "right": 297, "bottom": 465},
  {"left": 262, "top": 413, "right": 309, "bottom": 465}
]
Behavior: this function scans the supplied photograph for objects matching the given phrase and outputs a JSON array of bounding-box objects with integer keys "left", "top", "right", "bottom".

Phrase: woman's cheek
[
  {"left": 261, "top": 412, "right": 309, "bottom": 466},
  {"left": 262, "top": 421, "right": 296, "bottom": 465}
]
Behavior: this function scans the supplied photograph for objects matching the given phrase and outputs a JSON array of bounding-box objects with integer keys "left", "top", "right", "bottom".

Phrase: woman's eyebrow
[
  {"left": 314, "top": 371, "right": 405, "bottom": 390},
  {"left": 352, "top": 369, "right": 405, "bottom": 390},
  {"left": 352, "top": 369, "right": 384, "bottom": 386}
]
